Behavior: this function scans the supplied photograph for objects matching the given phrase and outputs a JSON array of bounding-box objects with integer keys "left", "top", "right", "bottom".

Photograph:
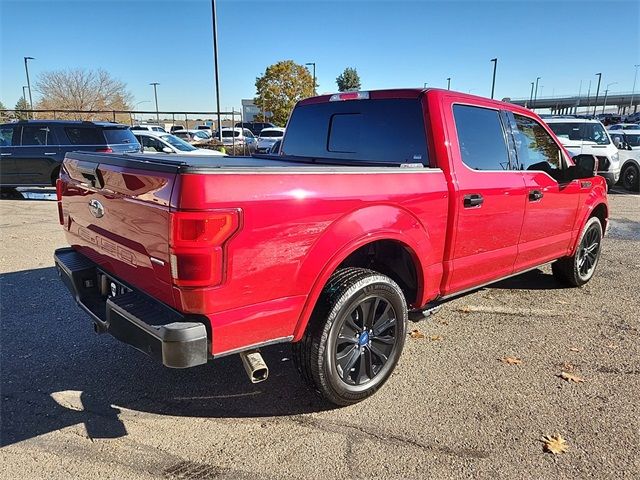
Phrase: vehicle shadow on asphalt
[
  {"left": 0, "top": 267, "right": 332, "bottom": 447},
  {"left": 490, "top": 268, "right": 568, "bottom": 290}
]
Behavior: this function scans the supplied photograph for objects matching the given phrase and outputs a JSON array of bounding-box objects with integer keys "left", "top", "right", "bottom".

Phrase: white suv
[{"left": 544, "top": 117, "right": 620, "bottom": 189}]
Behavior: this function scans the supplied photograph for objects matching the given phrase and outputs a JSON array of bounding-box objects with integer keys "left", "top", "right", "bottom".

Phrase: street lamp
[
  {"left": 22, "top": 85, "right": 28, "bottom": 103},
  {"left": 533, "top": 77, "right": 541, "bottom": 110},
  {"left": 630, "top": 64, "right": 639, "bottom": 113},
  {"left": 446, "top": 77, "right": 451, "bottom": 90},
  {"left": 423, "top": 82, "right": 427, "bottom": 88},
  {"left": 133, "top": 100, "right": 151, "bottom": 122},
  {"left": 593, "top": 73, "right": 602, "bottom": 116},
  {"left": 24, "top": 56, "right": 34, "bottom": 118},
  {"left": 602, "top": 82, "right": 618, "bottom": 114},
  {"left": 490, "top": 58, "right": 498, "bottom": 99},
  {"left": 150, "top": 83, "right": 160, "bottom": 123},
  {"left": 211, "top": 0, "right": 222, "bottom": 140},
  {"left": 305, "top": 63, "right": 316, "bottom": 95},
  {"left": 528, "top": 82, "right": 534, "bottom": 109}
]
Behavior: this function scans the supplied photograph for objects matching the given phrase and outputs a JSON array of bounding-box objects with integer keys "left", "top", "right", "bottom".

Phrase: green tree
[
  {"left": 255, "top": 60, "right": 315, "bottom": 126},
  {"left": 14, "top": 97, "right": 29, "bottom": 120},
  {"left": 336, "top": 67, "right": 361, "bottom": 92},
  {"left": 0, "top": 101, "right": 8, "bottom": 121}
]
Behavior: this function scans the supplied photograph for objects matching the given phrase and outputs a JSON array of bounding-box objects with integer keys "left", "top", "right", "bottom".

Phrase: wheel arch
[
  {"left": 291, "top": 205, "right": 435, "bottom": 341},
  {"left": 570, "top": 197, "right": 608, "bottom": 256}
]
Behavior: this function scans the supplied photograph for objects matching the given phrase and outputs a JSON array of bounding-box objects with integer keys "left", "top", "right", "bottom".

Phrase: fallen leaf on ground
[
  {"left": 606, "top": 343, "right": 619, "bottom": 350},
  {"left": 568, "top": 347, "right": 583, "bottom": 352},
  {"left": 430, "top": 335, "right": 443, "bottom": 341},
  {"left": 541, "top": 434, "right": 568, "bottom": 454},
  {"left": 500, "top": 356, "right": 522, "bottom": 365},
  {"left": 459, "top": 306, "right": 471, "bottom": 313},
  {"left": 561, "top": 363, "right": 575, "bottom": 372},
  {"left": 409, "top": 329, "right": 425, "bottom": 339},
  {"left": 558, "top": 371, "right": 586, "bottom": 383},
  {"left": 436, "top": 319, "right": 449, "bottom": 325}
]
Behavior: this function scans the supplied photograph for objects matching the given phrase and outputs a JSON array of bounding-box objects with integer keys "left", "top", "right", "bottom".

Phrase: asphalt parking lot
[{"left": 1, "top": 188, "right": 638, "bottom": 479}]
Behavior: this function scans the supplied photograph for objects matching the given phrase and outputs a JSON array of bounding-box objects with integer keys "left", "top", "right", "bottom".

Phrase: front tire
[
  {"left": 552, "top": 216, "right": 603, "bottom": 287},
  {"left": 293, "top": 268, "right": 408, "bottom": 406},
  {"left": 621, "top": 163, "right": 640, "bottom": 192}
]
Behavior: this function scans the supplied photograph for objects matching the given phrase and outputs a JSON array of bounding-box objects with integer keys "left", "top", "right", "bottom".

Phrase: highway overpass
[{"left": 507, "top": 91, "right": 640, "bottom": 115}]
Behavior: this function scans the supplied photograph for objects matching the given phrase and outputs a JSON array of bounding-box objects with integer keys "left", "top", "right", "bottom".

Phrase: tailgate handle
[{"left": 76, "top": 160, "right": 104, "bottom": 189}]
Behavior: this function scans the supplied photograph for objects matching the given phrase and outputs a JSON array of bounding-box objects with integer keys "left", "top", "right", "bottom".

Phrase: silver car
[{"left": 256, "top": 127, "right": 285, "bottom": 153}]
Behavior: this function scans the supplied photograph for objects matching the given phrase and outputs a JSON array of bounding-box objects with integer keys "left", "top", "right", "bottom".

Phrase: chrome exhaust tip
[{"left": 240, "top": 350, "right": 269, "bottom": 383}]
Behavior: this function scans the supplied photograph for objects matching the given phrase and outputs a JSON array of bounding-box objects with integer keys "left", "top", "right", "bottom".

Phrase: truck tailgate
[{"left": 59, "top": 153, "right": 178, "bottom": 307}]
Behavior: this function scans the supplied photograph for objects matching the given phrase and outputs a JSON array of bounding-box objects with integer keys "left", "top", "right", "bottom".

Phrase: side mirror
[
  {"left": 572, "top": 154, "right": 598, "bottom": 178},
  {"left": 162, "top": 146, "right": 173, "bottom": 154}
]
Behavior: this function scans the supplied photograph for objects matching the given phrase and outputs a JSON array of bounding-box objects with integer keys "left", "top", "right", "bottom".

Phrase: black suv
[
  {"left": 0, "top": 120, "right": 140, "bottom": 187},
  {"left": 234, "top": 122, "right": 275, "bottom": 136}
]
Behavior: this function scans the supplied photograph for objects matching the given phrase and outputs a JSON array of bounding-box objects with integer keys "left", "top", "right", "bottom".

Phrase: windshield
[
  {"left": 548, "top": 122, "right": 610, "bottom": 145},
  {"left": 260, "top": 130, "right": 284, "bottom": 138},
  {"left": 222, "top": 130, "right": 240, "bottom": 138},
  {"left": 195, "top": 131, "right": 210, "bottom": 138},
  {"left": 159, "top": 134, "right": 196, "bottom": 151}
]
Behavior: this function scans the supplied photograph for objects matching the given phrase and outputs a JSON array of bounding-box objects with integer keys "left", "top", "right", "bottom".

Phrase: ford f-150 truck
[{"left": 54, "top": 89, "right": 608, "bottom": 406}]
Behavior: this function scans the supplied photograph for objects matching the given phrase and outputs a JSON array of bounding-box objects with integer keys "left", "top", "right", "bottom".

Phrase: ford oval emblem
[{"left": 88, "top": 199, "right": 105, "bottom": 218}]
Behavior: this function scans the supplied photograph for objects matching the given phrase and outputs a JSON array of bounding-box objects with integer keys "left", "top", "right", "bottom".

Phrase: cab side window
[
  {"left": 0, "top": 126, "right": 16, "bottom": 146},
  {"left": 453, "top": 104, "right": 511, "bottom": 171},
  {"left": 512, "top": 114, "right": 562, "bottom": 172},
  {"left": 141, "top": 136, "right": 164, "bottom": 152}
]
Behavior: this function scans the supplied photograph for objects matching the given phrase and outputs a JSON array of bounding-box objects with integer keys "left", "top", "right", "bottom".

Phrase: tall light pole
[
  {"left": 528, "top": 81, "right": 534, "bottom": 108},
  {"left": 533, "top": 77, "right": 541, "bottom": 110},
  {"left": 423, "top": 82, "right": 428, "bottom": 88},
  {"left": 446, "top": 77, "right": 451, "bottom": 90},
  {"left": 22, "top": 85, "right": 28, "bottom": 103},
  {"left": 211, "top": 0, "right": 222, "bottom": 140},
  {"left": 490, "top": 58, "right": 497, "bottom": 99},
  {"left": 133, "top": 100, "right": 151, "bottom": 123},
  {"left": 305, "top": 63, "right": 316, "bottom": 95},
  {"left": 593, "top": 72, "right": 602, "bottom": 117},
  {"left": 630, "top": 64, "right": 639, "bottom": 113},
  {"left": 586, "top": 80, "right": 592, "bottom": 112},
  {"left": 150, "top": 83, "right": 160, "bottom": 123},
  {"left": 24, "top": 56, "right": 34, "bottom": 118},
  {"left": 602, "top": 82, "right": 618, "bottom": 114}
]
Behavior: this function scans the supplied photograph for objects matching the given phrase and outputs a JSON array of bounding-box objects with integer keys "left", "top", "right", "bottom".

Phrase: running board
[{"left": 408, "top": 303, "right": 442, "bottom": 321}]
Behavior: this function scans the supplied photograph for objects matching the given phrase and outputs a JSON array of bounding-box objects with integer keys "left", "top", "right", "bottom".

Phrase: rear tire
[
  {"left": 293, "top": 268, "right": 408, "bottom": 406},
  {"left": 51, "top": 166, "right": 61, "bottom": 186},
  {"left": 552, "top": 217, "right": 603, "bottom": 287}
]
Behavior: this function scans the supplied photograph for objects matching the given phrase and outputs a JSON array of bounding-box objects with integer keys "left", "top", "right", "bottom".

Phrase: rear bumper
[{"left": 54, "top": 247, "right": 209, "bottom": 368}]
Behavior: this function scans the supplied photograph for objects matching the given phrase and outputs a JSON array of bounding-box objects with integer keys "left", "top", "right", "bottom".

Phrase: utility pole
[
  {"left": 211, "top": 0, "right": 222, "bottom": 140},
  {"left": 305, "top": 63, "right": 316, "bottom": 95},
  {"left": 490, "top": 58, "right": 498, "bottom": 99},
  {"left": 24, "top": 56, "right": 34, "bottom": 119},
  {"left": 150, "top": 82, "right": 160, "bottom": 123},
  {"left": 593, "top": 73, "right": 602, "bottom": 117},
  {"left": 631, "top": 64, "right": 640, "bottom": 113},
  {"left": 446, "top": 77, "right": 451, "bottom": 90}
]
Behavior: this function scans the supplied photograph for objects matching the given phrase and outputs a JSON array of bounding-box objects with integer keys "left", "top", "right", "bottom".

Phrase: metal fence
[{"left": 0, "top": 109, "right": 244, "bottom": 131}]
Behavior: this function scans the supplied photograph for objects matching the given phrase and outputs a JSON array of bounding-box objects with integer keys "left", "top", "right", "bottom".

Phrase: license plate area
[{"left": 97, "top": 270, "right": 131, "bottom": 298}]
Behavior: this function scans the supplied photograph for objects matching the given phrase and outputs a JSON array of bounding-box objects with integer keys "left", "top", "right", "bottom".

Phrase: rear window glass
[
  {"left": 282, "top": 98, "right": 428, "bottom": 164},
  {"left": 103, "top": 128, "right": 137, "bottom": 144},
  {"left": 64, "top": 127, "right": 104, "bottom": 145},
  {"left": 222, "top": 130, "right": 240, "bottom": 138},
  {"left": 260, "top": 130, "right": 283, "bottom": 138}
]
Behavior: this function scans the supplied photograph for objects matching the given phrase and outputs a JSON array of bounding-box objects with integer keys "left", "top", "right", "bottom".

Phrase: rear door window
[
  {"left": 64, "top": 127, "right": 104, "bottom": 145},
  {"left": 0, "top": 126, "right": 16, "bottom": 146},
  {"left": 21, "top": 125, "right": 56, "bottom": 146},
  {"left": 452, "top": 105, "right": 511, "bottom": 170},
  {"left": 103, "top": 127, "right": 137, "bottom": 145},
  {"left": 282, "top": 98, "right": 428, "bottom": 165}
]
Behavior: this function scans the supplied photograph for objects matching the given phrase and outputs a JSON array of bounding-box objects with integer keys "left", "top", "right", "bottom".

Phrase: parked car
[
  {"left": 169, "top": 125, "right": 185, "bottom": 133},
  {"left": 0, "top": 120, "right": 140, "bottom": 187},
  {"left": 544, "top": 117, "right": 620, "bottom": 189},
  {"left": 132, "top": 130, "right": 224, "bottom": 156},
  {"left": 607, "top": 123, "right": 639, "bottom": 131},
  {"left": 54, "top": 88, "right": 607, "bottom": 406},
  {"left": 608, "top": 128, "right": 640, "bottom": 191},
  {"left": 256, "top": 127, "right": 285, "bottom": 153},
  {"left": 196, "top": 125, "right": 214, "bottom": 135},
  {"left": 173, "top": 129, "right": 213, "bottom": 145},
  {"left": 131, "top": 124, "right": 167, "bottom": 133},
  {"left": 218, "top": 127, "right": 257, "bottom": 151},
  {"left": 234, "top": 121, "right": 275, "bottom": 136}
]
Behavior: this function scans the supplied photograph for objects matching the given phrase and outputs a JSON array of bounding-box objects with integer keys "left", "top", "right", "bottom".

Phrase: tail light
[
  {"left": 55, "top": 178, "right": 64, "bottom": 225},
  {"left": 96, "top": 147, "right": 113, "bottom": 153},
  {"left": 169, "top": 210, "right": 240, "bottom": 287}
]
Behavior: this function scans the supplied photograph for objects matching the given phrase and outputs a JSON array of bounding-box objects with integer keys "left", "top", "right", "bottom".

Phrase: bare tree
[{"left": 35, "top": 68, "right": 133, "bottom": 121}]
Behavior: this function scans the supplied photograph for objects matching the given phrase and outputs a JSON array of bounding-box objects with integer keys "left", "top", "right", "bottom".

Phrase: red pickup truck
[{"left": 55, "top": 89, "right": 608, "bottom": 405}]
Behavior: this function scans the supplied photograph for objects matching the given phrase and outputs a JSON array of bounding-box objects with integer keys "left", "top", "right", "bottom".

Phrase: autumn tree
[
  {"left": 254, "top": 60, "right": 315, "bottom": 126},
  {"left": 336, "top": 67, "right": 361, "bottom": 92},
  {"left": 0, "top": 101, "right": 8, "bottom": 121},
  {"left": 14, "top": 97, "right": 29, "bottom": 120},
  {"left": 35, "top": 68, "right": 133, "bottom": 121}
]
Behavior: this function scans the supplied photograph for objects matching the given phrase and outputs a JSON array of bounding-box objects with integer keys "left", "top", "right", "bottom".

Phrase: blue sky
[{"left": 1, "top": 0, "right": 639, "bottom": 113}]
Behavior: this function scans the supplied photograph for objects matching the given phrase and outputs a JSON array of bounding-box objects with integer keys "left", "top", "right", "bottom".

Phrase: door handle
[
  {"left": 529, "top": 190, "right": 543, "bottom": 201},
  {"left": 463, "top": 193, "right": 484, "bottom": 208},
  {"left": 44, "top": 152, "right": 57, "bottom": 155},
  {"left": 0, "top": 153, "right": 11, "bottom": 156}
]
